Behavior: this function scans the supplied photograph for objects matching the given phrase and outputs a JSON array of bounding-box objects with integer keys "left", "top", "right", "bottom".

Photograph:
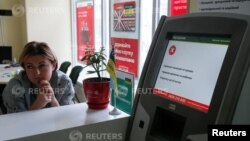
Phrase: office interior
[{"left": 1, "top": 0, "right": 250, "bottom": 141}]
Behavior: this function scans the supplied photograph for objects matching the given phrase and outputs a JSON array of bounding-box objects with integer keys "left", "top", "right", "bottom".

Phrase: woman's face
[{"left": 23, "top": 55, "right": 56, "bottom": 87}]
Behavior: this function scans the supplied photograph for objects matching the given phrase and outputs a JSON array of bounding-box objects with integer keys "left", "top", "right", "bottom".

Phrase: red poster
[
  {"left": 76, "top": 2, "right": 94, "bottom": 61},
  {"left": 170, "top": 0, "right": 188, "bottom": 16},
  {"left": 111, "top": 37, "right": 138, "bottom": 77}
]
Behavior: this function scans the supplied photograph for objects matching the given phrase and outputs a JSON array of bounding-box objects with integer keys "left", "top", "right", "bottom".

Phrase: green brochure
[{"left": 111, "top": 70, "right": 134, "bottom": 114}]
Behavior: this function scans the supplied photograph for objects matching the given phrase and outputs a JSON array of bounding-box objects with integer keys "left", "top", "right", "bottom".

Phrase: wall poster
[
  {"left": 170, "top": 0, "right": 188, "bottom": 16},
  {"left": 111, "top": 0, "right": 139, "bottom": 78},
  {"left": 113, "top": 1, "right": 136, "bottom": 32},
  {"left": 76, "top": 1, "right": 94, "bottom": 61},
  {"left": 111, "top": 37, "right": 138, "bottom": 77}
]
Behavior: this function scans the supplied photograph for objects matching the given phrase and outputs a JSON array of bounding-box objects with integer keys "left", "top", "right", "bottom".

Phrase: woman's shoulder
[
  {"left": 54, "top": 70, "right": 71, "bottom": 80},
  {"left": 3, "top": 71, "right": 29, "bottom": 99},
  {"left": 52, "top": 70, "right": 72, "bottom": 85},
  {"left": 7, "top": 70, "right": 29, "bottom": 85}
]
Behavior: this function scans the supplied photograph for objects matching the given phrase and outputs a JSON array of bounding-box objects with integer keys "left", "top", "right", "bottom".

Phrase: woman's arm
[
  {"left": 57, "top": 78, "right": 75, "bottom": 105},
  {"left": 2, "top": 79, "right": 27, "bottom": 113}
]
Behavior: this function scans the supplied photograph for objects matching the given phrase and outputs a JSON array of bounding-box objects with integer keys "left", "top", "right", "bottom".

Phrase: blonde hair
[{"left": 19, "top": 41, "right": 58, "bottom": 70}]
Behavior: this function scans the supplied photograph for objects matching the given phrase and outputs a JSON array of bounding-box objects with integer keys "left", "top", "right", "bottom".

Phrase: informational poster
[
  {"left": 111, "top": 0, "right": 139, "bottom": 38},
  {"left": 170, "top": 0, "right": 188, "bottom": 16},
  {"left": 111, "top": 70, "right": 134, "bottom": 114},
  {"left": 76, "top": 1, "right": 94, "bottom": 61},
  {"left": 153, "top": 35, "right": 229, "bottom": 113},
  {"left": 197, "top": 0, "right": 250, "bottom": 15},
  {"left": 111, "top": 37, "right": 138, "bottom": 77},
  {"left": 113, "top": 1, "right": 136, "bottom": 32},
  {"left": 111, "top": 0, "right": 139, "bottom": 77}
]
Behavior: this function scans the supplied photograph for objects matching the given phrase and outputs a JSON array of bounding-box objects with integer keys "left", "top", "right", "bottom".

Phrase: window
[{"left": 71, "top": 0, "right": 170, "bottom": 93}]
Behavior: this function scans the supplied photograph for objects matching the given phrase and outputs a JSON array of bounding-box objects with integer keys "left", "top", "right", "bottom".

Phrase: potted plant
[{"left": 81, "top": 47, "right": 110, "bottom": 109}]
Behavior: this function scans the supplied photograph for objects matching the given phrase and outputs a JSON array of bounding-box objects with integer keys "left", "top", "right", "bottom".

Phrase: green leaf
[{"left": 80, "top": 47, "right": 108, "bottom": 79}]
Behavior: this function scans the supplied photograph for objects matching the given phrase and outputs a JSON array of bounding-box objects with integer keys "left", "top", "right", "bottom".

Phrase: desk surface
[
  {"left": 0, "top": 64, "right": 22, "bottom": 84},
  {"left": 0, "top": 103, "right": 129, "bottom": 141}
]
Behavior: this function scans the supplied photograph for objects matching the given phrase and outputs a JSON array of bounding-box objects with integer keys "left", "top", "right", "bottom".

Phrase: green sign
[{"left": 111, "top": 70, "right": 134, "bottom": 114}]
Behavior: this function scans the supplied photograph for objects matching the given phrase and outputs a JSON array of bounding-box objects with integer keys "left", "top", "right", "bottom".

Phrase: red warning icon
[{"left": 169, "top": 45, "right": 176, "bottom": 55}]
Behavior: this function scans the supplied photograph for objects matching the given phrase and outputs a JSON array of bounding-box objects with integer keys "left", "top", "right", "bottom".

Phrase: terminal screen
[{"left": 153, "top": 34, "right": 230, "bottom": 113}]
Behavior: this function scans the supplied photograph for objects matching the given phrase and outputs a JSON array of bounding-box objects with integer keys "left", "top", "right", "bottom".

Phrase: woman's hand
[{"left": 29, "top": 80, "right": 59, "bottom": 110}]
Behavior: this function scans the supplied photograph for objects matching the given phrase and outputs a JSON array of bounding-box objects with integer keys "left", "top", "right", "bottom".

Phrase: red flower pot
[{"left": 83, "top": 77, "right": 110, "bottom": 109}]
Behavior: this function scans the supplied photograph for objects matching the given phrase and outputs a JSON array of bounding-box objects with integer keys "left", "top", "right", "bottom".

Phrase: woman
[{"left": 2, "top": 41, "right": 75, "bottom": 113}]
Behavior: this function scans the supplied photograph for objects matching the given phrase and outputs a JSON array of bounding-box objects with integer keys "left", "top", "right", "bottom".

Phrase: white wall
[{"left": 25, "top": 0, "right": 72, "bottom": 65}]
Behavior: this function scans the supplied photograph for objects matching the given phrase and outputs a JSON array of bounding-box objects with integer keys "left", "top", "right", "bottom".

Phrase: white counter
[{"left": 0, "top": 103, "right": 130, "bottom": 141}]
